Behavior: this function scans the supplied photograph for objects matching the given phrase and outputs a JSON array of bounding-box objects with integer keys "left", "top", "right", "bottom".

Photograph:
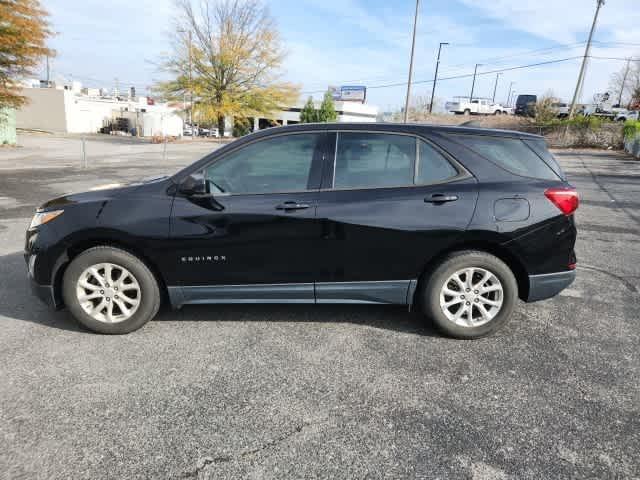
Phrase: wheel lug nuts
[
  {"left": 466, "top": 288, "right": 470, "bottom": 292},
  {"left": 474, "top": 298, "right": 479, "bottom": 303},
  {"left": 100, "top": 290, "right": 104, "bottom": 294},
  {"left": 106, "top": 297, "right": 110, "bottom": 301},
  {"left": 105, "top": 284, "right": 110, "bottom": 288},
  {"left": 114, "top": 295, "right": 118, "bottom": 299},
  {"left": 474, "top": 290, "right": 479, "bottom": 294},
  {"left": 460, "top": 295, "right": 465, "bottom": 299},
  {"left": 466, "top": 301, "right": 471, "bottom": 305}
]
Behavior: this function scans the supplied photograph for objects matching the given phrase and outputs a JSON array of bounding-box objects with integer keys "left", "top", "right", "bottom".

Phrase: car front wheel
[
  {"left": 62, "top": 246, "right": 161, "bottom": 334},
  {"left": 422, "top": 251, "right": 517, "bottom": 339}
]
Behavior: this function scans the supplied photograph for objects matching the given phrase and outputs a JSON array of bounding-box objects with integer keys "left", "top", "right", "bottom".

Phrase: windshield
[{"left": 516, "top": 95, "right": 536, "bottom": 106}]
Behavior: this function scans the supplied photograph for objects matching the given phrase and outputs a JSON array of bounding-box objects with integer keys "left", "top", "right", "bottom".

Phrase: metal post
[
  {"left": 470, "top": 64, "right": 482, "bottom": 102},
  {"left": 403, "top": 0, "right": 420, "bottom": 123},
  {"left": 618, "top": 58, "right": 631, "bottom": 107},
  {"left": 492, "top": 72, "right": 502, "bottom": 103},
  {"left": 81, "top": 137, "right": 87, "bottom": 168},
  {"left": 163, "top": 136, "right": 167, "bottom": 162},
  {"left": 569, "top": 0, "right": 606, "bottom": 118},
  {"left": 429, "top": 42, "right": 449, "bottom": 113}
]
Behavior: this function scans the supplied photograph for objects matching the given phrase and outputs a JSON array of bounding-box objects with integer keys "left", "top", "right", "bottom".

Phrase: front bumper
[
  {"left": 526, "top": 270, "right": 576, "bottom": 302},
  {"left": 25, "top": 251, "right": 63, "bottom": 309},
  {"left": 29, "top": 277, "right": 60, "bottom": 308}
]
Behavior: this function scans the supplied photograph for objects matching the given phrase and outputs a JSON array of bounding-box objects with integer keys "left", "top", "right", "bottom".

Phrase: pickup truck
[{"left": 445, "top": 97, "right": 511, "bottom": 115}]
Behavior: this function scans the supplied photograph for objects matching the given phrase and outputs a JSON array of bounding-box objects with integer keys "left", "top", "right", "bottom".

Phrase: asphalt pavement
[{"left": 0, "top": 133, "right": 638, "bottom": 479}]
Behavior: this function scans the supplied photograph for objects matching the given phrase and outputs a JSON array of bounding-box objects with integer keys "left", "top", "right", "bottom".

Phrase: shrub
[{"left": 623, "top": 120, "right": 640, "bottom": 140}]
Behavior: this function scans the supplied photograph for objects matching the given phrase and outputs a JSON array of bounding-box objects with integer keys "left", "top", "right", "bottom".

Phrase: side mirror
[{"left": 178, "top": 172, "right": 207, "bottom": 196}]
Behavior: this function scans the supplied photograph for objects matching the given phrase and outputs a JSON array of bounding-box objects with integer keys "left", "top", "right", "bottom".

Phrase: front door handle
[
  {"left": 424, "top": 193, "right": 459, "bottom": 204},
  {"left": 276, "top": 201, "right": 310, "bottom": 211}
]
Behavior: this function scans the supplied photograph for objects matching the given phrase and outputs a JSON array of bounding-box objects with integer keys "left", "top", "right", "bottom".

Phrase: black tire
[
  {"left": 421, "top": 251, "right": 518, "bottom": 339},
  {"left": 62, "top": 246, "right": 161, "bottom": 334}
]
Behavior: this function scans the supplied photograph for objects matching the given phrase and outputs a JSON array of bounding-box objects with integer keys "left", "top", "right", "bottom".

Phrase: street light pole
[
  {"left": 492, "top": 72, "right": 502, "bottom": 103},
  {"left": 188, "top": 30, "right": 193, "bottom": 137},
  {"left": 429, "top": 42, "right": 449, "bottom": 113},
  {"left": 568, "top": 0, "right": 605, "bottom": 118},
  {"left": 470, "top": 64, "right": 482, "bottom": 102},
  {"left": 403, "top": 0, "right": 420, "bottom": 123}
]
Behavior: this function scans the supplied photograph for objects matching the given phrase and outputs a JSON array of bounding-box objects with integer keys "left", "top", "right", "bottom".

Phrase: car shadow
[{"left": 1, "top": 251, "right": 439, "bottom": 337}]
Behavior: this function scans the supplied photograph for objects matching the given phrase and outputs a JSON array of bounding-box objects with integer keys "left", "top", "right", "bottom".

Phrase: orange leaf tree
[{"left": 0, "top": 0, "right": 55, "bottom": 111}]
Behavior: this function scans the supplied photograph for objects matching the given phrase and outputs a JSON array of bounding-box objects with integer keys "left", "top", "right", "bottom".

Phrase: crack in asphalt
[
  {"left": 180, "top": 422, "right": 309, "bottom": 478},
  {"left": 577, "top": 264, "right": 639, "bottom": 294},
  {"left": 576, "top": 154, "right": 640, "bottom": 227}
]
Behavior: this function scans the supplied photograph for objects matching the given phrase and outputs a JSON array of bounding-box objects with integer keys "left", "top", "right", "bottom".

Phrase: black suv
[{"left": 25, "top": 123, "right": 578, "bottom": 338}]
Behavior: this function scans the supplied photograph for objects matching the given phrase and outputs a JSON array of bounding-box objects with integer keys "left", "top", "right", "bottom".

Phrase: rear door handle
[
  {"left": 276, "top": 201, "right": 310, "bottom": 211},
  {"left": 424, "top": 193, "right": 459, "bottom": 204}
]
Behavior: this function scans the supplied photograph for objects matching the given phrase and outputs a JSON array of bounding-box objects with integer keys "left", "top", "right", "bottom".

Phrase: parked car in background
[
  {"left": 25, "top": 123, "right": 578, "bottom": 339},
  {"left": 183, "top": 125, "right": 194, "bottom": 136},
  {"left": 551, "top": 102, "right": 570, "bottom": 118},
  {"left": 615, "top": 110, "right": 639, "bottom": 122},
  {"left": 446, "top": 97, "right": 511, "bottom": 115},
  {"left": 515, "top": 95, "right": 537, "bottom": 117}
]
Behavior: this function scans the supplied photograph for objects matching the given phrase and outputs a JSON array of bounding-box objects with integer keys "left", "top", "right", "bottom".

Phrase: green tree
[
  {"left": 157, "top": 0, "right": 298, "bottom": 135},
  {"left": 0, "top": 0, "right": 54, "bottom": 111},
  {"left": 317, "top": 91, "right": 337, "bottom": 122},
  {"left": 299, "top": 97, "right": 317, "bottom": 123}
]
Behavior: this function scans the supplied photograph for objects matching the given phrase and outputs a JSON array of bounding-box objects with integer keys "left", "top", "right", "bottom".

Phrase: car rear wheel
[
  {"left": 62, "top": 246, "right": 161, "bottom": 334},
  {"left": 422, "top": 251, "right": 517, "bottom": 339}
]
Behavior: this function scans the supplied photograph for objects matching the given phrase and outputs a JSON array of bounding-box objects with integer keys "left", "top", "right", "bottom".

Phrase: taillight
[{"left": 544, "top": 187, "right": 579, "bottom": 215}]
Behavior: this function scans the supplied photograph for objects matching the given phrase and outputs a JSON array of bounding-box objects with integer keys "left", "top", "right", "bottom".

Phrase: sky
[{"left": 40, "top": 0, "right": 640, "bottom": 112}]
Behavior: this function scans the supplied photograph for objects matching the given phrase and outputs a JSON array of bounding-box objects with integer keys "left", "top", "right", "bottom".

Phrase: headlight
[{"left": 29, "top": 210, "right": 64, "bottom": 229}]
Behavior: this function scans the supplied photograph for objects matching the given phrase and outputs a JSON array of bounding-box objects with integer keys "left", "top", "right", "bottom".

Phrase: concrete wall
[{"left": 16, "top": 88, "right": 67, "bottom": 132}]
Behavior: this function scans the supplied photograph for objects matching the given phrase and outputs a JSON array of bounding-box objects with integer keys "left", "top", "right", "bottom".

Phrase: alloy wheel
[
  {"left": 76, "top": 262, "right": 141, "bottom": 323},
  {"left": 439, "top": 267, "right": 504, "bottom": 327}
]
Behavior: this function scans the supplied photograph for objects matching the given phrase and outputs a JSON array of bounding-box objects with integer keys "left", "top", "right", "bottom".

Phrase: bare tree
[
  {"left": 157, "top": 0, "right": 298, "bottom": 134},
  {"left": 609, "top": 58, "right": 640, "bottom": 108}
]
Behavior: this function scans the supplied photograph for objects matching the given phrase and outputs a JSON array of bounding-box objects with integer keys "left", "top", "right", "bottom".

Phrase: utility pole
[
  {"left": 492, "top": 72, "right": 502, "bottom": 103},
  {"left": 506, "top": 81, "right": 515, "bottom": 106},
  {"left": 45, "top": 55, "right": 50, "bottom": 85},
  {"left": 469, "top": 64, "right": 482, "bottom": 102},
  {"left": 403, "top": 0, "right": 420, "bottom": 123},
  {"left": 618, "top": 58, "right": 631, "bottom": 107},
  {"left": 569, "top": 0, "right": 606, "bottom": 118},
  {"left": 429, "top": 42, "right": 448, "bottom": 113}
]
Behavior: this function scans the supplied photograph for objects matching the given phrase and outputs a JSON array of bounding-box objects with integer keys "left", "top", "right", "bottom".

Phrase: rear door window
[
  {"left": 448, "top": 134, "right": 559, "bottom": 180},
  {"left": 333, "top": 132, "right": 415, "bottom": 189},
  {"left": 416, "top": 140, "right": 459, "bottom": 184}
]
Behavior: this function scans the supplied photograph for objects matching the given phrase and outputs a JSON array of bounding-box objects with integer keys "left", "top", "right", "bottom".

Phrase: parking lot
[{"left": 0, "top": 133, "right": 638, "bottom": 479}]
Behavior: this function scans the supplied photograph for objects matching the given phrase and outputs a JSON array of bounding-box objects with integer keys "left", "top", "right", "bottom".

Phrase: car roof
[{"left": 248, "top": 122, "right": 543, "bottom": 140}]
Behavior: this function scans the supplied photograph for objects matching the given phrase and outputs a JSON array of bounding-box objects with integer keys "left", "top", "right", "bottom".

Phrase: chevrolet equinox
[{"left": 25, "top": 123, "right": 578, "bottom": 338}]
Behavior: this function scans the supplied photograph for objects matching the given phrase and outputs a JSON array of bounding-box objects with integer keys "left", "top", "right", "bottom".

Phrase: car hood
[{"left": 38, "top": 175, "right": 170, "bottom": 211}]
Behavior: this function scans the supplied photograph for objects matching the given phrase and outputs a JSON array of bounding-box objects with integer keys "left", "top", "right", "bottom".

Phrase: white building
[
  {"left": 249, "top": 100, "right": 379, "bottom": 131},
  {"left": 16, "top": 86, "right": 184, "bottom": 137}
]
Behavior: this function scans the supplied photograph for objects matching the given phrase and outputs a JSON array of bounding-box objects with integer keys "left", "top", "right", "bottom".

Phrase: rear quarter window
[
  {"left": 523, "top": 138, "right": 565, "bottom": 180},
  {"left": 448, "top": 134, "right": 560, "bottom": 180}
]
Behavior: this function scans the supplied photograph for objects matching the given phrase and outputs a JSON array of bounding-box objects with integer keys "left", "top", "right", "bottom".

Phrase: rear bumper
[{"left": 526, "top": 270, "right": 576, "bottom": 302}]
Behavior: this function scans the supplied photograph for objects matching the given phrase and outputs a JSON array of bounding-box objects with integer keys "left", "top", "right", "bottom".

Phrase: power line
[{"left": 302, "top": 56, "right": 583, "bottom": 94}]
